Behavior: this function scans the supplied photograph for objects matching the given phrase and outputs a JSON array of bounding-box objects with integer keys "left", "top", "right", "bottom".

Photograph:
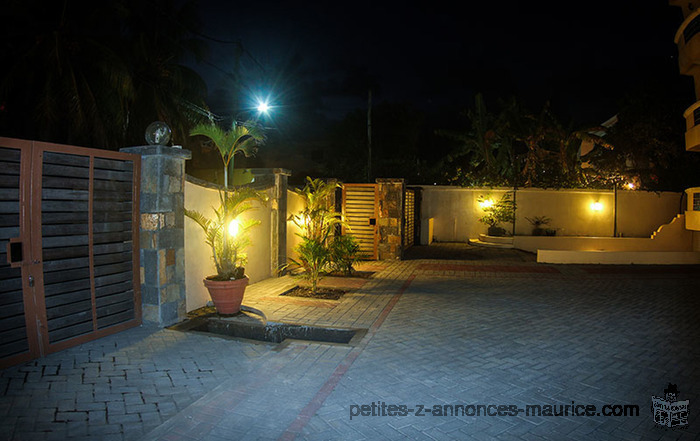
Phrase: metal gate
[
  {"left": 0, "top": 138, "right": 140, "bottom": 368},
  {"left": 341, "top": 184, "right": 378, "bottom": 260}
]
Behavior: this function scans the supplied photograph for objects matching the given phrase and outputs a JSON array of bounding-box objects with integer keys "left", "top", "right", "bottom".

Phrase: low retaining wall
[{"left": 536, "top": 250, "right": 700, "bottom": 264}]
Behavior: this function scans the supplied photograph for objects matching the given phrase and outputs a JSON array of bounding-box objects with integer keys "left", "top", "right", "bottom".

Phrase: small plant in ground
[
  {"left": 328, "top": 234, "right": 363, "bottom": 276},
  {"left": 290, "top": 238, "right": 332, "bottom": 294},
  {"left": 477, "top": 193, "right": 516, "bottom": 236},
  {"left": 288, "top": 177, "right": 343, "bottom": 295}
]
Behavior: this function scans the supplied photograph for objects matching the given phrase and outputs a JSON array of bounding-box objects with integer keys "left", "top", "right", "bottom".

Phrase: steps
[{"left": 468, "top": 234, "right": 514, "bottom": 248}]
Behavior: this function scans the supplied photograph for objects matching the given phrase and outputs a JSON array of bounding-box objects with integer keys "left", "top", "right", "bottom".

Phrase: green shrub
[{"left": 328, "top": 234, "right": 363, "bottom": 276}]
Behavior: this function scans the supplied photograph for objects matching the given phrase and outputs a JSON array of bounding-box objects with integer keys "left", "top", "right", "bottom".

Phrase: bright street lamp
[{"left": 256, "top": 101, "right": 270, "bottom": 114}]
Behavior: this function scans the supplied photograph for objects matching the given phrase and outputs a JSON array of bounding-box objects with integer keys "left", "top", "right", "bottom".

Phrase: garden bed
[{"left": 281, "top": 286, "right": 346, "bottom": 300}]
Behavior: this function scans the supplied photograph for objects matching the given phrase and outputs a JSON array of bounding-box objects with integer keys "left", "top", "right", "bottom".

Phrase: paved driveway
[{"left": 1, "top": 245, "right": 698, "bottom": 440}]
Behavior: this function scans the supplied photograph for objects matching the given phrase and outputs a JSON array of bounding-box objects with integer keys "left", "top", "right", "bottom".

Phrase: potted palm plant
[
  {"left": 525, "top": 216, "right": 551, "bottom": 236},
  {"left": 186, "top": 120, "right": 266, "bottom": 314},
  {"left": 185, "top": 188, "right": 265, "bottom": 314}
]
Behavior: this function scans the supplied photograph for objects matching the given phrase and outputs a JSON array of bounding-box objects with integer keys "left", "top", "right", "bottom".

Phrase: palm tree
[
  {"left": 288, "top": 177, "right": 343, "bottom": 294},
  {"left": 189, "top": 121, "right": 266, "bottom": 188}
]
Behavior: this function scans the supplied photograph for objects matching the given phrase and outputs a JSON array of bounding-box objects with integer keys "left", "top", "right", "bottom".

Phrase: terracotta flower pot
[{"left": 203, "top": 276, "right": 249, "bottom": 315}]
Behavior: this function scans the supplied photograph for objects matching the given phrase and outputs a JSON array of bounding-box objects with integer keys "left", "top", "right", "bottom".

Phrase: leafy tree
[
  {"left": 584, "top": 91, "right": 698, "bottom": 191},
  {"left": 477, "top": 193, "right": 516, "bottom": 236},
  {"left": 438, "top": 93, "right": 513, "bottom": 186}
]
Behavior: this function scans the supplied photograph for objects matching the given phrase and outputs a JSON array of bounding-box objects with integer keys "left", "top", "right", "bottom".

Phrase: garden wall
[
  {"left": 286, "top": 189, "right": 304, "bottom": 264},
  {"left": 418, "top": 186, "right": 684, "bottom": 242}
]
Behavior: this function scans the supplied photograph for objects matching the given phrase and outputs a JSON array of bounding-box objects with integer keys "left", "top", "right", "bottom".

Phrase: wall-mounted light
[
  {"left": 228, "top": 219, "right": 240, "bottom": 237},
  {"left": 590, "top": 201, "right": 603, "bottom": 212},
  {"left": 479, "top": 199, "right": 494, "bottom": 209}
]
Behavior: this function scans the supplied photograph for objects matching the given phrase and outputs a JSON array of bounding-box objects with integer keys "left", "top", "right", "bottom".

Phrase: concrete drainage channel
[{"left": 169, "top": 305, "right": 367, "bottom": 346}]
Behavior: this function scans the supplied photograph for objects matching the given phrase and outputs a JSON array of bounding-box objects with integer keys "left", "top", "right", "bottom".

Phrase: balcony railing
[
  {"left": 683, "top": 101, "right": 700, "bottom": 152},
  {"left": 684, "top": 14, "right": 700, "bottom": 43}
]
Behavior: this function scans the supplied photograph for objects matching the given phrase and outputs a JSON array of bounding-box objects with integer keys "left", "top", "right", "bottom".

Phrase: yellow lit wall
[{"left": 419, "top": 186, "right": 683, "bottom": 241}]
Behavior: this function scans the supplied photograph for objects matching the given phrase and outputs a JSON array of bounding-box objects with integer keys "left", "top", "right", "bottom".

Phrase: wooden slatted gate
[
  {"left": 403, "top": 188, "right": 415, "bottom": 248},
  {"left": 341, "top": 184, "right": 378, "bottom": 260},
  {"left": 0, "top": 138, "right": 140, "bottom": 368}
]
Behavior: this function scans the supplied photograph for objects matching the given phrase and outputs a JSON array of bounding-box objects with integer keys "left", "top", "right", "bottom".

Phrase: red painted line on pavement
[{"left": 278, "top": 274, "right": 416, "bottom": 441}]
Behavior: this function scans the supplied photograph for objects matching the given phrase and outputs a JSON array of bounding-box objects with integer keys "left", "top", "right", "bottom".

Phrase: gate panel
[
  {"left": 0, "top": 137, "right": 140, "bottom": 367},
  {"left": 40, "top": 151, "right": 94, "bottom": 345},
  {"left": 92, "top": 157, "right": 137, "bottom": 329},
  {"left": 404, "top": 189, "right": 415, "bottom": 248},
  {"left": 0, "top": 142, "right": 35, "bottom": 366},
  {"left": 342, "top": 184, "right": 378, "bottom": 260}
]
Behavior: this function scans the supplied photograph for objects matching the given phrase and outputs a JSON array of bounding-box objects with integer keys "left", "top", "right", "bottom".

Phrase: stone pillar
[
  {"left": 120, "top": 145, "right": 191, "bottom": 326},
  {"left": 376, "top": 178, "right": 405, "bottom": 260},
  {"left": 270, "top": 169, "right": 291, "bottom": 276}
]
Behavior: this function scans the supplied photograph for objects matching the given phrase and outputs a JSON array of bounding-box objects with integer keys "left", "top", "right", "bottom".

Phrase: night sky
[{"left": 192, "top": 1, "right": 691, "bottom": 127}]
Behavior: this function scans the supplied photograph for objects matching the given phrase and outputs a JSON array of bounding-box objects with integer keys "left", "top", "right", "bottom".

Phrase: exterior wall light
[
  {"left": 228, "top": 219, "right": 240, "bottom": 237},
  {"left": 590, "top": 201, "right": 603, "bottom": 212},
  {"left": 479, "top": 199, "right": 494, "bottom": 209}
]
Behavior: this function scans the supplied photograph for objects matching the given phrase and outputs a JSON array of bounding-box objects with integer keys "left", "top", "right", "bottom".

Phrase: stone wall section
[
  {"left": 121, "top": 145, "right": 191, "bottom": 326},
  {"left": 376, "top": 179, "right": 405, "bottom": 260}
]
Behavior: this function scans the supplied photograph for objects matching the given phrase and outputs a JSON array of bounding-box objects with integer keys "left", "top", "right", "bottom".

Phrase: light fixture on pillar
[
  {"left": 145, "top": 121, "right": 172, "bottom": 146},
  {"left": 590, "top": 201, "right": 603, "bottom": 212}
]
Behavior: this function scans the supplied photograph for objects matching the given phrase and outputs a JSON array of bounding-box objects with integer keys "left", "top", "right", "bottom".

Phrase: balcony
[
  {"left": 685, "top": 187, "right": 700, "bottom": 231},
  {"left": 683, "top": 101, "right": 700, "bottom": 151},
  {"left": 674, "top": 10, "right": 700, "bottom": 77}
]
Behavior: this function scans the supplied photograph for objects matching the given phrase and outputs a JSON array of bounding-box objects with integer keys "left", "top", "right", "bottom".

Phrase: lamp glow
[
  {"left": 257, "top": 101, "right": 270, "bottom": 113},
  {"left": 590, "top": 202, "right": 603, "bottom": 211},
  {"left": 479, "top": 199, "right": 494, "bottom": 209},
  {"left": 228, "top": 219, "right": 240, "bottom": 237},
  {"left": 625, "top": 182, "right": 635, "bottom": 190}
]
